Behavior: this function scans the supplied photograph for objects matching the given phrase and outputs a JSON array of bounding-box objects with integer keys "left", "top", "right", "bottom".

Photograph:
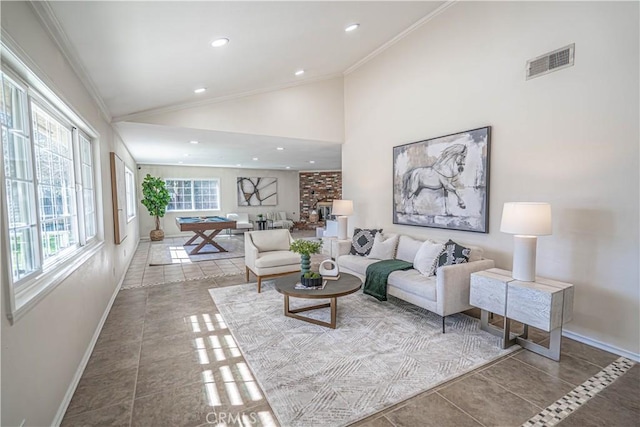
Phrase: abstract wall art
[{"left": 237, "top": 177, "right": 278, "bottom": 206}]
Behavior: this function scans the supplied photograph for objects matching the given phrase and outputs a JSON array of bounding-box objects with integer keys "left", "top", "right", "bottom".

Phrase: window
[
  {"left": 2, "top": 73, "right": 39, "bottom": 283},
  {"left": 80, "top": 132, "right": 97, "bottom": 238},
  {"left": 125, "top": 166, "right": 136, "bottom": 221},
  {"left": 1, "top": 65, "right": 98, "bottom": 310},
  {"left": 32, "top": 102, "right": 78, "bottom": 263},
  {"left": 166, "top": 179, "right": 220, "bottom": 211}
]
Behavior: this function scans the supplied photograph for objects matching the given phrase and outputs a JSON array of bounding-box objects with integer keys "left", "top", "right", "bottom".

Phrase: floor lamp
[
  {"left": 500, "top": 202, "right": 552, "bottom": 282},
  {"left": 332, "top": 200, "right": 353, "bottom": 240}
]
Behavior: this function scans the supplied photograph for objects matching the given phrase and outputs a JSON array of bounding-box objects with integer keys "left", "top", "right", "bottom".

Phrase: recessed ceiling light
[
  {"left": 184, "top": 154, "right": 190, "bottom": 157},
  {"left": 211, "top": 38, "right": 229, "bottom": 48},
  {"left": 178, "top": 161, "right": 183, "bottom": 164},
  {"left": 236, "top": 164, "right": 241, "bottom": 167},
  {"left": 345, "top": 23, "right": 360, "bottom": 32},
  {"left": 295, "top": 70, "right": 305, "bottom": 76},
  {"left": 252, "top": 157, "right": 258, "bottom": 161},
  {"left": 194, "top": 88, "right": 206, "bottom": 94},
  {"left": 285, "top": 166, "right": 291, "bottom": 169},
  {"left": 309, "top": 160, "right": 315, "bottom": 164},
  {"left": 276, "top": 147, "right": 284, "bottom": 151},
  {"left": 189, "top": 140, "right": 199, "bottom": 144}
]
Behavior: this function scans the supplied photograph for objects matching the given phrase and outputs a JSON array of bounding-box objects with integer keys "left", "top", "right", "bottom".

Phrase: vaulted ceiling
[{"left": 37, "top": 1, "right": 446, "bottom": 170}]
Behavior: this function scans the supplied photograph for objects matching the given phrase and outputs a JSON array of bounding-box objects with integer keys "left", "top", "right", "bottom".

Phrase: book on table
[
  {"left": 294, "top": 280, "right": 327, "bottom": 290},
  {"left": 323, "top": 274, "right": 340, "bottom": 281}
]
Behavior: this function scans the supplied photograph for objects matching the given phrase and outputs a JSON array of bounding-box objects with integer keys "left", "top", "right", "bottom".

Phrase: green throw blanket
[{"left": 363, "top": 259, "right": 413, "bottom": 301}]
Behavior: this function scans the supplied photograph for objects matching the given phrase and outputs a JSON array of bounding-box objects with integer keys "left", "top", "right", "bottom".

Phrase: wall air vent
[{"left": 526, "top": 43, "right": 575, "bottom": 80}]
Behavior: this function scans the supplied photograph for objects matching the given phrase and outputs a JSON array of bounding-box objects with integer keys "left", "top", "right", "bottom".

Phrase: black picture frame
[{"left": 392, "top": 126, "right": 491, "bottom": 233}]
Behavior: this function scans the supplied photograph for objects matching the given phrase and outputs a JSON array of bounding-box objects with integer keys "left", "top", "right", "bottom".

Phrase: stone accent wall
[{"left": 299, "top": 171, "right": 342, "bottom": 222}]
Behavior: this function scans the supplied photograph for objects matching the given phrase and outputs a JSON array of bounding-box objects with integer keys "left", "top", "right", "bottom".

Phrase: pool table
[{"left": 175, "top": 216, "right": 237, "bottom": 255}]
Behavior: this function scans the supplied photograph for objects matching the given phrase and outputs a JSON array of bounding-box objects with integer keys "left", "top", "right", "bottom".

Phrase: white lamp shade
[
  {"left": 332, "top": 200, "right": 353, "bottom": 216},
  {"left": 500, "top": 202, "right": 552, "bottom": 236}
]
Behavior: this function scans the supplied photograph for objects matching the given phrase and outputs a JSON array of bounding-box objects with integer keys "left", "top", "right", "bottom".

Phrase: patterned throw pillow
[
  {"left": 437, "top": 239, "right": 471, "bottom": 269},
  {"left": 350, "top": 228, "right": 382, "bottom": 256}
]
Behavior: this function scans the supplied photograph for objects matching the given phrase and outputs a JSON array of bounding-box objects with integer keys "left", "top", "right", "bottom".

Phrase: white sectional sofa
[{"left": 336, "top": 234, "right": 494, "bottom": 332}]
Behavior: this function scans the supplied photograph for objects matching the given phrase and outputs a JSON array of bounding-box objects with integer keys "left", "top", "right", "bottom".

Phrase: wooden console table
[{"left": 470, "top": 268, "right": 574, "bottom": 361}]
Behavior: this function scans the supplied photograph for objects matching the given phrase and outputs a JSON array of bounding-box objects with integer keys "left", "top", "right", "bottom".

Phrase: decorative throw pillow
[
  {"left": 350, "top": 228, "right": 382, "bottom": 256},
  {"left": 414, "top": 241, "right": 445, "bottom": 277},
  {"left": 396, "top": 235, "right": 430, "bottom": 264},
  {"left": 367, "top": 234, "right": 398, "bottom": 260},
  {"left": 437, "top": 239, "right": 471, "bottom": 269}
]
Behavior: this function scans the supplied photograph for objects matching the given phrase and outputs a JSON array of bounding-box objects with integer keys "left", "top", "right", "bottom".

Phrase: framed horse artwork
[{"left": 393, "top": 126, "right": 491, "bottom": 233}]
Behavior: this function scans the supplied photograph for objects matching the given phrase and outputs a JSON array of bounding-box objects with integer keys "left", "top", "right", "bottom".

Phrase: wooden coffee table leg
[
  {"left": 283, "top": 297, "right": 336, "bottom": 329},
  {"left": 330, "top": 297, "right": 337, "bottom": 329}
]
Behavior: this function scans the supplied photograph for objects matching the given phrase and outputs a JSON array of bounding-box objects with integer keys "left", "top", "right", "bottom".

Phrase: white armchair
[
  {"left": 245, "top": 229, "right": 301, "bottom": 292},
  {"left": 266, "top": 211, "right": 294, "bottom": 230},
  {"left": 227, "top": 213, "right": 254, "bottom": 233}
]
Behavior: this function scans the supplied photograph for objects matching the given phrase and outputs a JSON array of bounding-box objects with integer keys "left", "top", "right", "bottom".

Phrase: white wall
[
  {"left": 343, "top": 1, "right": 639, "bottom": 355},
  {"left": 130, "top": 77, "right": 345, "bottom": 143},
  {"left": 138, "top": 164, "right": 300, "bottom": 238},
  {"left": 0, "top": 2, "right": 139, "bottom": 426}
]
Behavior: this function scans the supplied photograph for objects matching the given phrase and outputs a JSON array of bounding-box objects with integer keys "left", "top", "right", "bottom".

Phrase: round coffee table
[{"left": 275, "top": 273, "right": 362, "bottom": 329}]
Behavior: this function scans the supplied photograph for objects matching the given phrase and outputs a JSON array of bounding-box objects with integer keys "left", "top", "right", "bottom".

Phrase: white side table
[
  {"left": 469, "top": 268, "right": 514, "bottom": 349},
  {"left": 470, "top": 268, "right": 574, "bottom": 361},
  {"left": 321, "top": 237, "right": 351, "bottom": 259}
]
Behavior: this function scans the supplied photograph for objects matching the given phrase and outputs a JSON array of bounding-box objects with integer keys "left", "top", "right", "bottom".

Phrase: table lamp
[
  {"left": 500, "top": 202, "right": 552, "bottom": 282},
  {"left": 332, "top": 200, "right": 353, "bottom": 240}
]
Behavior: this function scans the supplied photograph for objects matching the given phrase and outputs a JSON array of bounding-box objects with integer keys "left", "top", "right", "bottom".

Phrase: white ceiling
[
  {"left": 44, "top": 1, "right": 445, "bottom": 170},
  {"left": 115, "top": 122, "right": 343, "bottom": 170}
]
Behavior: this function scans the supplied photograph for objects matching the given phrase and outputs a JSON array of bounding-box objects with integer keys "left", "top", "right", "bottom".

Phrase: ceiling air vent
[{"left": 526, "top": 43, "right": 575, "bottom": 80}]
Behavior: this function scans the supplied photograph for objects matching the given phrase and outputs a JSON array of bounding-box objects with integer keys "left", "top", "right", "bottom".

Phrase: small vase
[{"left": 300, "top": 254, "right": 311, "bottom": 275}]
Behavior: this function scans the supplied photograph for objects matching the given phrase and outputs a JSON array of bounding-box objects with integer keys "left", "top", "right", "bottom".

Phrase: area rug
[
  {"left": 148, "top": 236, "right": 244, "bottom": 265},
  {"left": 209, "top": 281, "right": 517, "bottom": 427}
]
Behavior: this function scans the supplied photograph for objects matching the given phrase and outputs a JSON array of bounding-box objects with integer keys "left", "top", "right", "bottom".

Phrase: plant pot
[
  {"left": 300, "top": 254, "right": 311, "bottom": 275},
  {"left": 150, "top": 229, "right": 165, "bottom": 241},
  {"left": 300, "top": 275, "right": 322, "bottom": 288}
]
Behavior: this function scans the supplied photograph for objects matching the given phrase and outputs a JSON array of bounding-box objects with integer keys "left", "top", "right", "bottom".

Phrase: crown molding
[
  {"left": 29, "top": 1, "right": 112, "bottom": 123},
  {"left": 113, "top": 72, "right": 344, "bottom": 123},
  {"left": 1, "top": 30, "right": 100, "bottom": 139},
  {"left": 344, "top": 1, "right": 457, "bottom": 76}
]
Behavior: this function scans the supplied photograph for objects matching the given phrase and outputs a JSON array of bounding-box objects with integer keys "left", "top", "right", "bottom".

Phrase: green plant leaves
[
  {"left": 141, "top": 174, "right": 171, "bottom": 218},
  {"left": 289, "top": 239, "right": 322, "bottom": 256}
]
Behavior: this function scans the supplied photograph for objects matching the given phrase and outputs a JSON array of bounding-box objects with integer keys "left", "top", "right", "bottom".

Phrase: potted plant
[
  {"left": 289, "top": 239, "right": 322, "bottom": 275},
  {"left": 301, "top": 271, "right": 322, "bottom": 288},
  {"left": 141, "top": 174, "right": 171, "bottom": 241}
]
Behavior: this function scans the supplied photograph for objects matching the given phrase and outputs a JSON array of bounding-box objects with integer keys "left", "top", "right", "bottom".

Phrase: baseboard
[
  {"left": 563, "top": 329, "right": 640, "bottom": 363},
  {"left": 52, "top": 239, "right": 139, "bottom": 426}
]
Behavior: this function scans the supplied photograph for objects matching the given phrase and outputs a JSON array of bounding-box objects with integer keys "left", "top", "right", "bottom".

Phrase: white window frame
[
  {"left": 1, "top": 48, "right": 103, "bottom": 324},
  {"left": 165, "top": 178, "right": 221, "bottom": 212},
  {"left": 125, "top": 166, "right": 136, "bottom": 222}
]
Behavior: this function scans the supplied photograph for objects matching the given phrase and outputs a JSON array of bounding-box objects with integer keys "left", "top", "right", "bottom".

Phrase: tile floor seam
[
  {"left": 127, "top": 291, "right": 148, "bottom": 427},
  {"left": 61, "top": 401, "right": 131, "bottom": 424},
  {"left": 435, "top": 390, "right": 488, "bottom": 427},
  {"left": 133, "top": 377, "right": 205, "bottom": 401},
  {"left": 486, "top": 354, "right": 578, "bottom": 390},
  {"left": 382, "top": 414, "right": 398, "bottom": 427},
  {"left": 509, "top": 355, "right": 593, "bottom": 389},
  {"left": 476, "top": 371, "right": 545, "bottom": 411}
]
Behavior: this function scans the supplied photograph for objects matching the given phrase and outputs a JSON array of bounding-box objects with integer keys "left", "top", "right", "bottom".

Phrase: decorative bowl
[{"left": 300, "top": 275, "right": 323, "bottom": 288}]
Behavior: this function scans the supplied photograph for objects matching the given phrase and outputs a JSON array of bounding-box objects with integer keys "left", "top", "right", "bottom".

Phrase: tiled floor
[
  {"left": 63, "top": 238, "right": 639, "bottom": 427},
  {"left": 122, "top": 237, "right": 247, "bottom": 289}
]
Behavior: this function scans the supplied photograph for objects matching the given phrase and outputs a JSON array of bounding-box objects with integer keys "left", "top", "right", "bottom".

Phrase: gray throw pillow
[{"left": 349, "top": 228, "right": 382, "bottom": 256}]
